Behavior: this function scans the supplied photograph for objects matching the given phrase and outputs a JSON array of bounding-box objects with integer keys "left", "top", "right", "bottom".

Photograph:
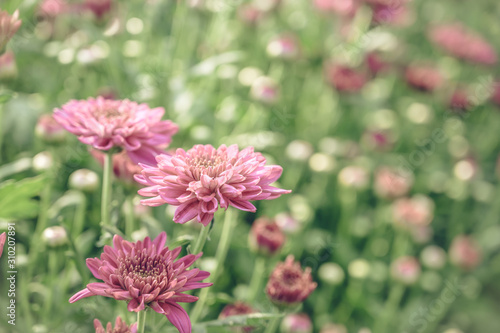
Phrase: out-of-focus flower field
[{"left": 1, "top": 0, "right": 500, "bottom": 332}]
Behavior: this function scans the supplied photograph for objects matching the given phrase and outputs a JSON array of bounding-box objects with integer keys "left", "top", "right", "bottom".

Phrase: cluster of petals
[
  {"left": 135, "top": 144, "right": 291, "bottom": 226},
  {"left": 0, "top": 9, "right": 22, "bottom": 52},
  {"left": 94, "top": 317, "right": 137, "bottom": 333},
  {"left": 69, "top": 232, "right": 212, "bottom": 333},
  {"left": 53, "top": 97, "right": 178, "bottom": 165},
  {"left": 429, "top": 23, "right": 497, "bottom": 65},
  {"left": 266, "top": 255, "right": 317, "bottom": 305}
]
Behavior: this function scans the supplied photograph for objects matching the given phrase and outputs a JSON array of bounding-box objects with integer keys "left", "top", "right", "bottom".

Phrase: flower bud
[
  {"left": 84, "top": 0, "right": 113, "bottom": 19},
  {"left": 390, "top": 256, "right": 421, "bottom": 285},
  {"left": 275, "top": 213, "right": 301, "bottom": 234},
  {"left": 420, "top": 245, "right": 446, "bottom": 269},
  {"left": 42, "top": 226, "right": 68, "bottom": 248},
  {"left": 249, "top": 217, "right": 286, "bottom": 256},
  {"left": 281, "top": 313, "right": 312, "bottom": 333},
  {"left": 32, "top": 151, "right": 54, "bottom": 172},
  {"left": 266, "top": 255, "right": 317, "bottom": 306},
  {"left": 374, "top": 167, "right": 413, "bottom": 199},
  {"left": 219, "top": 302, "right": 255, "bottom": 333},
  {"left": 69, "top": 169, "right": 99, "bottom": 192},
  {"left": 35, "top": 114, "right": 67, "bottom": 143},
  {"left": 348, "top": 259, "right": 370, "bottom": 279},
  {"left": 0, "top": 9, "right": 22, "bottom": 53},
  {"left": 449, "top": 235, "right": 482, "bottom": 270},
  {"left": 94, "top": 316, "right": 137, "bottom": 333}
]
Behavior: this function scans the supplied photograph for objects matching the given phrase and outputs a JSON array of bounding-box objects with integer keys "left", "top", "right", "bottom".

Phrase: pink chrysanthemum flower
[
  {"left": 135, "top": 144, "right": 291, "bottom": 226},
  {"left": 69, "top": 232, "right": 212, "bottom": 333},
  {"left": 94, "top": 317, "right": 137, "bottom": 333},
  {"left": 0, "top": 232, "right": 6, "bottom": 259},
  {"left": 53, "top": 97, "right": 178, "bottom": 165},
  {"left": 0, "top": 9, "right": 22, "bottom": 53}
]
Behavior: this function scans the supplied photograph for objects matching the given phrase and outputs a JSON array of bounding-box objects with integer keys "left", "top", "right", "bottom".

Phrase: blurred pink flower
[
  {"left": 405, "top": 65, "right": 443, "bottom": 92},
  {"left": 249, "top": 217, "right": 286, "bottom": 256},
  {"left": 135, "top": 144, "right": 291, "bottom": 226},
  {"left": 267, "top": 34, "right": 301, "bottom": 60},
  {"left": 365, "top": 52, "right": 388, "bottom": 76},
  {"left": 219, "top": 302, "right": 255, "bottom": 333},
  {"left": 325, "top": 64, "right": 367, "bottom": 93},
  {"left": 490, "top": 81, "right": 500, "bottom": 107},
  {"left": 0, "top": 50, "right": 17, "bottom": 79},
  {"left": 53, "top": 97, "right": 178, "bottom": 165},
  {"left": 237, "top": 4, "right": 264, "bottom": 25},
  {"left": 449, "top": 235, "right": 482, "bottom": 271},
  {"left": 69, "top": 232, "right": 211, "bottom": 333},
  {"left": 91, "top": 150, "right": 143, "bottom": 185},
  {"left": 390, "top": 256, "right": 421, "bottom": 285},
  {"left": 449, "top": 88, "right": 471, "bottom": 113},
  {"left": 38, "top": 0, "right": 69, "bottom": 19},
  {"left": 282, "top": 313, "right": 313, "bottom": 333},
  {"left": 374, "top": 167, "right": 413, "bottom": 199},
  {"left": 35, "top": 114, "right": 67, "bottom": 143},
  {"left": 372, "top": 3, "right": 413, "bottom": 26},
  {"left": 84, "top": 0, "right": 113, "bottom": 18},
  {"left": 313, "top": 0, "right": 359, "bottom": 17},
  {"left": 0, "top": 232, "right": 6, "bottom": 259},
  {"left": 266, "top": 255, "right": 317, "bottom": 306},
  {"left": 0, "top": 9, "right": 22, "bottom": 52},
  {"left": 429, "top": 23, "right": 497, "bottom": 65},
  {"left": 94, "top": 317, "right": 137, "bottom": 333},
  {"left": 392, "top": 195, "right": 434, "bottom": 229}
]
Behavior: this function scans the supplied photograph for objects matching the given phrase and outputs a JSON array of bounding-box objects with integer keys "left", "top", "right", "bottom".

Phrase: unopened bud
[
  {"left": 42, "top": 226, "right": 68, "bottom": 247},
  {"left": 69, "top": 169, "right": 99, "bottom": 192}
]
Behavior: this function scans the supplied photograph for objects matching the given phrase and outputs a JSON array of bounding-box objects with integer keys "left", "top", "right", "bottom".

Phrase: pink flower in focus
[
  {"left": 325, "top": 64, "right": 367, "bottom": 93},
  {"left": 91, "top": 150, "right": 143, "bottom": 185},
  {"left": 0, "top": 9, "right": 22, "bottom": 53},
  {"left": 94, "top": 317, "right": 137, "bottom": 333},
  {"left": 405, "top": 65, "right": 443, "bottom": 92},
  {"left": 69, "top": 232, "right": 212, "bottom": 333},
  {"left": 429, "top": 23, "right": 497, "bottom": 65},
  {"left": 0, "top": 232, "right": 6, "bottom": 259},
  {"left": 135, "top": 144, "right": 291, "bottom": 226},
  {"left": 449, "top": 235, "right": 482, "bottom": 271},
  {"left": 266, "top": 255, "right": 317, "bottom": 306},
  {"left": 53, "top": 97, "right": 178, "bottom": 165}
]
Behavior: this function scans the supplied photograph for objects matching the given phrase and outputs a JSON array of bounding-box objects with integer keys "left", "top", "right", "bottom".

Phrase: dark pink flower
[
  {"left": 365, "top": 52, "right": 388, "bottom": 76},
  {"left": 94, "top": 317, "right": 137, "bottom": 333},
  {"left": 266, "top": 255, "right": 317, "bottom": 306},
  {"left": 0, "top": 232, "right": 6, "bottom": 259},
  {"left": 219, "top": 302, "right": 256, "bottom": 333},
  {"left": 249, "top": 217, "right": 286, "bottom": 256},
  {"left": 325, "top": 64, "right": 367, "bottom": 93},
  {"left": 429, "top": 23, "right": 497, "bottom": 65},
  {"left": 449, "top": 235, "right": 482, "bottom": 271},
  {"left": 84, "top": 0, "right": 113, "bottom": 19},
  {"left": 405, "top": 65, "right": 443, "bottom": 92},
  {"left": 0, "top": 9, "right": 21, "bottom": 53},
  {"left": 449, "top": 88, "right": 471, "bottom": 113},
  {"left": 135, "top": 144, "right": 291, "bottom": 226},
  {"left": 69, "top": 232, "right": 212, "bottom": 333},
  {"left": 372, "top": 4, "right": 413, "bottom": 26},
  {"left": 53, "top": 97, "right": 178, "bottom": 165}
]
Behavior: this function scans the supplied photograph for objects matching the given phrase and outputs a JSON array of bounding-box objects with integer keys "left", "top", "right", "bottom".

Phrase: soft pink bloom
[
  {"left": 429, "top": 23, "right": 497, "bottom": 65},
  {"left": 35, "top": 114, "right": 67, "bottom": 143},
  {"left": 449, "top": 235, "right": 482, "bottom": 271},
  {"left": 0, "top": 232, "right": 6, "bottom": 259},
  {"left": 91, "top": 150, "right": 143, "bottom": 185},
  {"left": 372, "top": 4, "right": 413, "bottom": 26},
  {"left": 219, "top": 302, "right": 255, "bottom": 333},
  {"left": 390, "top": 256, "right": 421, "bottom": 285},
  {"left": 249, "top": 217, "right": 286, "bottom": 256},
  {"left": 313, "top": 0, "right": 359, "bottom": 17},
  {"left": 374, "top": 167, "right": 413, "bottom": 199},
  {"left": 135, "top": 144, "right": 291, "bottom": 226},
  {"left": 392, "top": 195, "right": 434, "bottom": 229},
  {"left": 94, "top": 317, "right": 137, "bottom": 333},
  {"left": 250, "top": 76, "right": 280, "bottom": 104},
  {"left": 84, "top": 0, "right": 113, "bottom": 18},
  {"left": 282, "top": 313, "right": 313, "bottom": 333},
  {"left": 38, "top": 0, "right": 69, "bottom": 19},
  {"left": 325, "top": 64, "right": 367, "bottom": 93},
  {"left": 237, "top": 4, "right": 264, "bottom": 25},
  {"left": 405, "top": 65, "right": 443, "bottom": 92},
  {"left": 0, "top": 50, "right": 17, "bottom": 79},
  {"left": 361, "top": 129, "right": 394, "bottom": 152},
  {"left": 267, "top": 35, "right": 300, "bottom": 60},
  {"left": 266, "top": 255, "right": 317, "bottom": 306},
  {"left": 53, "top": 97, "right": 178, "bottom": 165},
  {"left": 0, "top": 9, "right": 22, "bottom": 53},
  {"left": 69, "top": 232, "right": 212, "bottom": 333},
  {"left": 365, "top": 52, "right": 388, "bottom": 76},
  {"left": 449, "top": 88, "right": 471, "bottom": 113}
]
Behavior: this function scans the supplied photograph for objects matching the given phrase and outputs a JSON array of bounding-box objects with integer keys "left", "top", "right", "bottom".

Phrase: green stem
[
  {"left": 264, "top": 316, "right": 281, "bottom": 333},
  {"left": 190, "top": 224, "right": 211, "bottom": 255},
  {"left": 124, "top": 196, "right": 136, "bottom": 237},
  {"left": 373, "top": 283, "right": 406, "bottom": 333},
  {"left": 190, "top": 209, "right": 237, "bottom": 323},
  {"left": 137, "top": 310, "right": 147, "bottom": 333},
  {"left": 247, "top": 256, "right": 266, "bottom": 303},
  {"left": 101, "top": 152, "right": 113, "bottom": 235},
  {"left": 72, "top": 191, "right": 87, "bottom": 240}
]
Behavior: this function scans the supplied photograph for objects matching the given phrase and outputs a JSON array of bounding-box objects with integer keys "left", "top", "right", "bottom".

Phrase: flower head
[
  {"left": 135, "top": 144, "right": 291, "bottom": 226},
  {"left": 219, "top": 302, "right": 255, "bottom": 333},
  {"left": 325, "top": 64, "right": 367, "bottom": 93},
  {"left": 0, "top": 232, "right": 6, "bottom": 259},
  {"left": 94, "top": 317, "right": 137, "bottom": 333},
  {"left": 405, "top": 65, "right": 443, "bottom": 92},
  {"left": 249, "top": 217, "right": 286, "bottom": 256},
  {"left": 0, "top": 9, "right": 22, "bottom": 53},
  {"left": 449, "top": 235, "right": 482, "bottom": 271},
  {"left": 53, "top": 97, "right": 178, "bottom": 165},
  {"left": 69, "top": 232, "right": 212, "bottom": 333},
  {"left": 84, "top": 0, "right": 113, "bottom": 18},
  {"left": 266, "top": 255, "right": 317, "bottom": 306}
]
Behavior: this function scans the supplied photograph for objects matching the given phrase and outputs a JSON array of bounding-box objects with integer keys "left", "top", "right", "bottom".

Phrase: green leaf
[{"left": 0, "top": 176, "right": 47, "bottom": 219}]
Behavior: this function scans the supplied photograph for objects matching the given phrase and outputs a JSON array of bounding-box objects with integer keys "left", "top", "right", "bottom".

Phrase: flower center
[
  {"left": 118, "top": 253, "right": 167, "bottom": 282},
  {"left": 94, "top": 106, "right": 123, "bottom": 119},
  {"left": 186, "top": 151, "right": 228, "bottom": 179},
  {"left": 281, "top": 269, "right": 301, "bottom": 286}
]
